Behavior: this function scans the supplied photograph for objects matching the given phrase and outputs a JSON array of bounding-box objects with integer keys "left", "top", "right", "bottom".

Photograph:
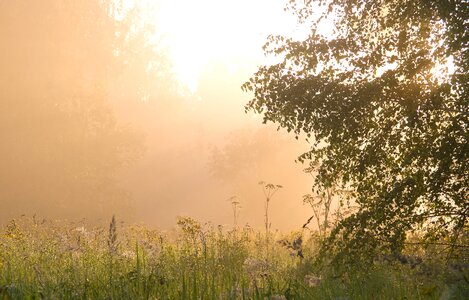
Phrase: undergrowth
[{"left": 0, "top": 216, "right": 467, "bottom": 299}]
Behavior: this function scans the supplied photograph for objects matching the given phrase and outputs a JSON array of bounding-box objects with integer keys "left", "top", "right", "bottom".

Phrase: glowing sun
[{"left": 156, "top": 0, "right": 304, "bottom": 93}]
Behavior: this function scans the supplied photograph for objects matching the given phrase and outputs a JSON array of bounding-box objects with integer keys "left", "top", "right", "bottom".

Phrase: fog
[{"left": 0, "top": 0, "right": 314, "bottom": 230}]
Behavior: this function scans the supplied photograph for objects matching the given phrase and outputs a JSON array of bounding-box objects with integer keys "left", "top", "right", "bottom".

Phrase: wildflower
[
  {"left": 74, "top": 226, "right": 88, "bottom": 236},
  {"left": 266, "top": 295, "right": 287, "bottom": 300},
  {"left": 243, "top": 257, "right": 268, "bottom": 278},
  {"left": 71, "top": 251, "right": 81, "bottom": 259},
  {"left": 121, "top": 250, "right": 136, "bottom": 260},
  {"left": 228, "top": 286, "right": 242, "bottom": 298},
  {"left": 304, "top": 274, "right": 322, "bottom": 287}
]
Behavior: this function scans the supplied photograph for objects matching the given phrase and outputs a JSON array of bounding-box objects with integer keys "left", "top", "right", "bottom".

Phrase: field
[{"left": 0, "top": 216, "right": 467, "bottom": 299}]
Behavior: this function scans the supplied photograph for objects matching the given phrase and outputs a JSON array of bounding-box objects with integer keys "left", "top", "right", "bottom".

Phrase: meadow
[{"left": 1, "top": 216, "right": 467, "bottom": 299}]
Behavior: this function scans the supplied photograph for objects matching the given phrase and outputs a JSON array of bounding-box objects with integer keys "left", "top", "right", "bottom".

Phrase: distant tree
[
  {"left": 209, "top": 128, "right": 286, "bottom": 184},
  {"left": 0, "top": 0, "right": 156, "bottom": 220},
  {"left": 243, "top": 0, "right": 468, "bottom": 266}
]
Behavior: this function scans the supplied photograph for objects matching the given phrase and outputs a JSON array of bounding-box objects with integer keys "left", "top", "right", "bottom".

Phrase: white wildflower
[
  {"left": 121, "top": 250, "right": 136, "bottom": 260},
  {"left": 305, "top": 274, "right": 322, "bottom": 287},
  {"left": 74, "top": 226, "right": 87, "bottom": 235},
  {"left": 267, "top": 295, "right": 287, "bottom": 300},
  {"left": 243, "top": 257, "right": 268, "bottom": 278}
]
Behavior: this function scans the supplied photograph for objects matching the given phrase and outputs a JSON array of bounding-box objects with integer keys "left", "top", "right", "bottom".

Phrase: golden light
[
  {"left": 118, "top": 0, "right": 333, "bottom": 94},
  {"left": 155, "top": 0, "right": 308, "bottom": 94}
]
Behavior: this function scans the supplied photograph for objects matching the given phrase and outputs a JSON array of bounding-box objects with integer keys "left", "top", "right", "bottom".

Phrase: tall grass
[{"left": 0, "top": 216, "right": 467, "bottom": 299}]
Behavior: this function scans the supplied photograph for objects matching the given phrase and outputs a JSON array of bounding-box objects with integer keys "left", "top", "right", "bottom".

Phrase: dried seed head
[{"left": 108, "top": 215, "right": 118, "bottom": 254}]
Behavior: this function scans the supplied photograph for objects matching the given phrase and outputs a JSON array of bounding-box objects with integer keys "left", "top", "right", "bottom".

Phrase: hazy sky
[
  {"left": 0, "top": 0, "right": 333, "bottom": 230},
  {"left": 109, "top": 0, "right": 322, "bottom": 230},
  {"left": 157, "top": 0, "right": 301, "bottom": 92}
]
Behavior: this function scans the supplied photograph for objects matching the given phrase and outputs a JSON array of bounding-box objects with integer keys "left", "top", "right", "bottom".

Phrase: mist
[{"left": 0, "top": 0, "right": 314, "bottom": 230}]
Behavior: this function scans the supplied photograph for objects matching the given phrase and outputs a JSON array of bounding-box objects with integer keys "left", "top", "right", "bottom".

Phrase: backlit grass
[{"left": 0, "top": 216, "right": 467, "bottom": 299}]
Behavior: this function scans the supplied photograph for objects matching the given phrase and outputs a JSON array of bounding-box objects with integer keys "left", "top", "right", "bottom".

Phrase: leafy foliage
[{"left": 243, "top": 0, "right": 468, "bottom": 266}]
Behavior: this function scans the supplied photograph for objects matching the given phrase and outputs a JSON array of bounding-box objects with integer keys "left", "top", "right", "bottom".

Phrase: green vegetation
[
  {"left": 1, "top": 0, "right": 467, "bottom": 299},
  {"left": 0, "top": 216, "right": 467, "bottom": 299},
  {"left": 243, "top": 0, "right": 468, "bottom": 270}
]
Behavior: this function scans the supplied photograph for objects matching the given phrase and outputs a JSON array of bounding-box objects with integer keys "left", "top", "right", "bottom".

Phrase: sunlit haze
[
  {"left": 156, "top": 0, "right": 306, "bottom": 93},
  {"left": 5, "top": 0, "right": 452, "bottom": 231},
  {"left": 0, "top": 0, "right": 322, "bottom": 230},
  {"left": 2, "top": 1, "right": 466, "bottom": 297}
]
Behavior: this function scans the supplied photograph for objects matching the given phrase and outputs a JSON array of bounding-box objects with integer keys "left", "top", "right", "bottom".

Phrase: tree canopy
[
  {"left": 243, "top": 0, "right": 468, "bottom": 266},
  {"left": 0, "top": 0, "right": 155, "bottom": 220}
]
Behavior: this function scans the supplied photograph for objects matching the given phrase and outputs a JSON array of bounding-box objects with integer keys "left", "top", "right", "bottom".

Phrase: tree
[
  {"left": 243, "top": 0, "right": 468, "bottom": 266},
  {"left": 0, "top": 0, "right": 152, "bottom": 221}
]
